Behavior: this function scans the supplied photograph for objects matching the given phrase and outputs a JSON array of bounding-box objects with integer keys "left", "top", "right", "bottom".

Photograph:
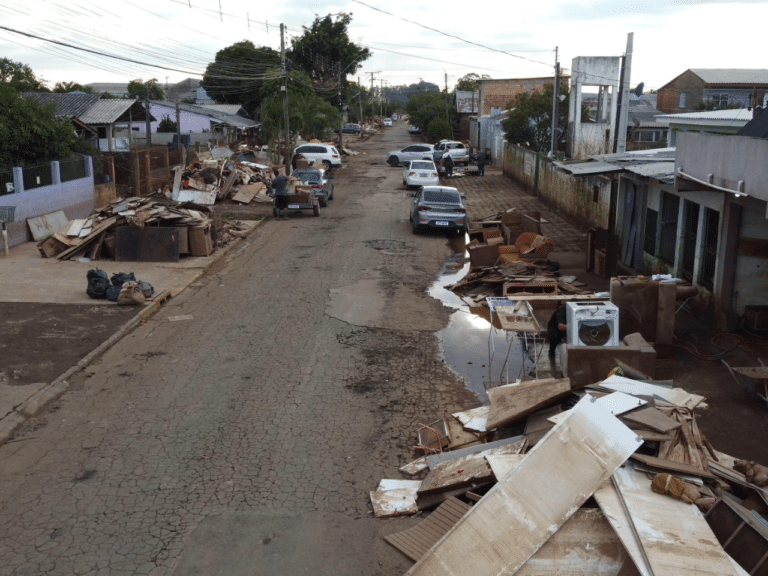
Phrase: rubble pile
[{"left": 373, "top": 363, "right": 767, "bottom": 575}]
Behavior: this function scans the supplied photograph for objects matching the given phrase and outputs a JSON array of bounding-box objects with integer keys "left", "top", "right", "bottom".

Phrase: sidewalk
[{"left": 0, "top": 219, "right": 263, "bottom": 443}]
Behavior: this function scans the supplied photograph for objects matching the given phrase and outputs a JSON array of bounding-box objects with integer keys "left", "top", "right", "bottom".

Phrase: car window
[
  {"left": 423, "top": 190, "right": 460, "bottom": 203},
  {"left": 411, "top": 162, "right": 433, "bottom": 170},
  {"left": 331, "top": 147, "right": 339, "bottom": 154},
  {"left": 403, "top": 146, "right": 418, "bottom": 152},
  {"left": 449, "top": 143, "right": 465, "bottom": 149}
]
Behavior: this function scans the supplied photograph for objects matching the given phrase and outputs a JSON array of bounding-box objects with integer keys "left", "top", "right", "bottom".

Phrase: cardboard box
[
  {"left": 189, "top": 224, "right": 213, "bottom": 256},
  {"left": 468, "top": 243, "right": 499, "bottom": 269}
]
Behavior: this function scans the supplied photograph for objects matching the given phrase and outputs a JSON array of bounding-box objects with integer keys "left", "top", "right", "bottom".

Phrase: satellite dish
[{"left": 634, "top": 82, "right": 644, "bottom": 98}]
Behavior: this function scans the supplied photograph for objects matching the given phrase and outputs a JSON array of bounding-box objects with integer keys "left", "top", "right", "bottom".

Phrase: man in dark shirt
[
  {"left": 443, "top": 152, "right": 454, "bottom": 177},
  {"left": 270, "top": 168, "right": 289, "bottom": 220},
  {"left": 547, "top": 304, "right": 568, "bottom": 356},
  {"left": 476, "top": 149, "right": 487, "bottom": 177}
]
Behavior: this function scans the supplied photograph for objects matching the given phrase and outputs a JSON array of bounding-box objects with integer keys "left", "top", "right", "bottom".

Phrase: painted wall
[
  {"left": 3, "top": 158, "right": 95, "bottom": 247},
  {"left": 732, "top": 196, "right": 768, "bottom": 314},
  {"left": 502, "top": 143, "right": 611, "bottom": 231}
]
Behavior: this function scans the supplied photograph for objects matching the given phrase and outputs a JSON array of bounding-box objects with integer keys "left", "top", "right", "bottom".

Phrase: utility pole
[
  {"left": 550, "top": 47, "right": 559, "bottom": 158},
  {"left": 338, "top": 62, "right": 345, "bottom": 150},
  {"left": 380, "top": 79, "right": 383, "bottom": 118},
  {"left": 176, "top": 99, "right": 184, "bottom": 165},
  {"left": 614, "top": 32, "right": 633, "bottom": 154},
  {"left": 445, "top": 72, "right": 448, "bottom": 93},
  {"left": 280, "top": 23, "right": 291, "bottom": 173},
  {"left": 145, "top": 85, "right": 152, "bottom": 147}
]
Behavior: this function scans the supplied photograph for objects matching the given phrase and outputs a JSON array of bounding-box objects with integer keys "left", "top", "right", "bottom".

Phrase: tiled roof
[
  {"left": 658, "top": 108, "right": 752, "bottom": 122},
  {"left": 194, "top": 104, "right": 247, "bottom": 117},
  {"left": 21, "top": 92, "right": 101, "bottom": 118},
  {"left": 690, "top": 69, "right": 768, "bottom": 85}
]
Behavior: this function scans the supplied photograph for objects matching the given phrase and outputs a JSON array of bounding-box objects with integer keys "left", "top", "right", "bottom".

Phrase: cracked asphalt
[{"left": 0, "top": 123, "right": 478, "bottom": 576}]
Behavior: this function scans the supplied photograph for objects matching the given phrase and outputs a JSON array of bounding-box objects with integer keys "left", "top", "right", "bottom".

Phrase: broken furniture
[{"left": 722, "top": 360, "right": 768, "bottom": 409}]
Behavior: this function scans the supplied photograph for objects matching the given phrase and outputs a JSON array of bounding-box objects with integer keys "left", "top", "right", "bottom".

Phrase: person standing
[
  {"left": 547, "top": 304, "right": 568, "bottom": 357},
  {"left": 443, "top": 152, "right": 454, "bottom": 178},
  {"left": 476, "top": 149, "right": 487, "bottom": 177},
  {"left": 269, "top": 168, "right": 290, "bottom": 220}
]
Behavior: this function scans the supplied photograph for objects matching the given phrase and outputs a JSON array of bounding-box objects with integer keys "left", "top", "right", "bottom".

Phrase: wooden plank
[
  {"left": 404, "top": 396, "right": 642, "bottom": 576},
  {"left": 485, "top": 453, "right": 525, "bottom": 480},
  {"left": 629, "top": 453, "right": 716, "bottom": 480},
  {"left": 452, "top": 405, "right": 489, "bottom": 432},
  {"left": 594, "top": 479, "right": 653, "bottom": 576},
  {"left": 621, "top": 406, "right": 682, "bottom": 433},
  {"left": 231, "top": 182, "right": 266, "bottom": 204},
  {"left": 418, "top": 442, "right": 525, "bottom": 495},
  {"left": 600, "top": 375, "right": 706, "bottom": 410},
  {"left": 445, "top": 417, "right": 487, "bottom": 449},
  {"left": 517, "top": 507, "right": 632, "bottom": 576},
  {"left": 218, "top": 169, "right": 239, "bottom": 199},
  {"left": 416, "top": 482, "right": 493, "bottom": 511},
  {"left": 425, "top": 434, "right": 525, "bottom": 470},
  {"left": 486, "top": 378, "right": 571, "bottom": 430},
  {"left": 612, "top": 464, "right": 739, "bottom": 576},
  {"left": 57, "top": 216, "right": 118, "bottom": 260},
  {"left": 26, "top": 210, "right": 69, "bottom": 241},
  {"left": 384, "top": 497, "right": 472, "bottom": 562}
]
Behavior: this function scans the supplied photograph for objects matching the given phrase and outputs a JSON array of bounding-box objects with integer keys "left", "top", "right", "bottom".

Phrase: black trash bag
[
  {"left": 111, "top": 272, "right": 136, "bottom": 286},
  {"left": 87, "top": 277, "right": 110, "bottom": 299},
  {"left": 87, "top": 268, "right": 109, "bottom": 282},
  {"left": 105, "top": 284, "right": 123, "bottom": 302},
  {"left": 548, "top": 261, "right": 561, "bottom": 273},
  {"left": 137, "top": 280, "right": 154, "bottom": 298}
]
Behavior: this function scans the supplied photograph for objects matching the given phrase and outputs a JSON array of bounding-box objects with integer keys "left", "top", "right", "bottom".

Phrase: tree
[
  {"left": 289, "top": 14, "right": 370, "bottom": 89},
  {"left": 101, "top": 92, "right": 118, "bottom": 100},
  {"left": 201, "top": 41, "right": 281, "bottom": 115},
  {"left": 53, "top": 81, "right": 93, "bottom": 93},
  {"left": 0, "top": 83, "right": 77, "bottom": 170},
  {"left": 502, "top": 83, "right": 578, "bottom": 153},
  {"left": 0, "top": 58, "right": 47, "bottom": 92},
  {"left": 157, "top": 115, "right": 178, "bottom": 133},
  {"left": 455, "top": 73, "right": 489, "bottom": 92},
  {"left": 406, "top": 90, "right": 456, "bottom": 140},
  {"left": 128, "top": 78, "right": 164, "bottom": 100}
]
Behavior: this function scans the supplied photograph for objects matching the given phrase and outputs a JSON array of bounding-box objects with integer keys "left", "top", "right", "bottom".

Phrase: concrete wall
[
  {"left": 568, "top": 56, "right": 620, "bottom": 159},
  {"left": 502, "top": 143, "right": 611, "bottom": 231},
  {"left": 2, "top": 158, "right": 95, "bottom": 248}
]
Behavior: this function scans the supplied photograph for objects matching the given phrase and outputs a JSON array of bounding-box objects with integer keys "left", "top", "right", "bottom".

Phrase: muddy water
[{"left": 427, "top": 247, "right": 542, "bottom": 402}]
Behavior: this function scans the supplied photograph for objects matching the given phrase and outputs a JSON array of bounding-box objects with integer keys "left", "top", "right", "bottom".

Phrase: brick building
[{"left": 656, "top": 69, "right": 768, "bottom": 114}]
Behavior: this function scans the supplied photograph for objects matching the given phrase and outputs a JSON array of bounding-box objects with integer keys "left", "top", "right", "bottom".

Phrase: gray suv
[{"left": 292, "top": 168, "right": 334, "bottom": 207}]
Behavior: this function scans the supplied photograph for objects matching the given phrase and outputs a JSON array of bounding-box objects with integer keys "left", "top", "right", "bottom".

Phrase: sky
[{"left": 2, "top": 0, "right": 768, "bottom": 95}]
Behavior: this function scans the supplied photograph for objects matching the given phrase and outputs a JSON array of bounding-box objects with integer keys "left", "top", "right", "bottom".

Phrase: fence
[
  {"left": 21, "top": 163, "right": 54, "bottom": 191},
  {"left": 0, "top": 171, "right": 13, "bottom": 196},
  {"left": 59, "top": 155, "right": 88, "bottom": 182}
]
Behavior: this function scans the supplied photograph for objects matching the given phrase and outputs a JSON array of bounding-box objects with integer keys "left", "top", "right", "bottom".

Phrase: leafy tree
[
  {"left": 53, "top": 81, "right": 93, "bottom": 93},
  {"left": 101, "top": 92, "right": 118, "bottom": 99},
  {"left": 427, "top": 117, "right": 452, "bottom": 142},
  {"left": 406, "top": 90, "right": 455, "bottom": 140},
  {"left": 0, "top": 58, "right": 47, "bottom": 92},
  {"left": 201, "top": 41, "right": 281, "bottom": 115},
  {"left": 502, "top": 83, "right": 577, "bottom": 153},
  {"left": 157, "top": 115, "right": 178, "bottom": 133},
  {"left": 0, "top": 83, "right": 77, "bottom": 170},
  {"left": 289, "top": 14, "right": 370, "bottom": 89},
  {"left": 128, "top": 78, "right": 164, "bottom": 100},
  {"left": 455, "top": 73, "right": 489, "bottom": 92}
]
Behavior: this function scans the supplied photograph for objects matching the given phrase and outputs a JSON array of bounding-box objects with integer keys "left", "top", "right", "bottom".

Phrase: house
[
  {"left": 656, "top": 69, "right": 768, "bottom": 114},
  {"left": 656, "top": 108, "right": 752, "bottom": 146},
  {"left": 478, "top": 77, "right": 558, "bottom": 118},
  {"left": 455, "top": 90, "right": 478, "bottom": 141},
  {"left": 85, "top": 82, "right": 130, "bottom": 97},
  {"left": 469, "top": 110, "right": 511, "bottom": 163},
  {"left": 626, "top": 95, "right": 668, "bottom": 151},
  {"left": 22, "top": 92, "right": 152, "bottom": 151}
]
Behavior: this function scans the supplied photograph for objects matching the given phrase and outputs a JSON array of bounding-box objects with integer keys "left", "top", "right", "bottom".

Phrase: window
[
  {"left": 659, "top": 192, "right": 680, "bottom": 264},
  {"left": 644, "top": 209, "right": 658, "bottom": 256},
  {"left": 710, "top": 93, "right": 728, "bottom": 108},
  {"left": 592, "top": 185, "right": 600, "bottom": 203},
  {"left": 679, "top": 92, "right": 687, "bottom": 108},
  {"left": 681, "top": 201, "right": 700, "bottom": 282},
  {"left": 698, "top": 207, "right": 719, "bottom": 290},
  {"left": 635, "top": 130, "right": 662, "bottom": 142}
]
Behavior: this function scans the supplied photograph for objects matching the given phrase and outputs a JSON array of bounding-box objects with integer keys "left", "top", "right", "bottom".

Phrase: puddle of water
[{"left": 428, "top": 247, "right": 544, "bottom": 401}]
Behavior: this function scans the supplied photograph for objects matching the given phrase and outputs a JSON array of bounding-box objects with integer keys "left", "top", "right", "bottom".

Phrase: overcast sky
[{"left": 2, "top": 0, "right": 767, "bottom": 94}]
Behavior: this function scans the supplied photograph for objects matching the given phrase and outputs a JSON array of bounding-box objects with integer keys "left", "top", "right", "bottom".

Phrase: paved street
[{"left": 0, "top": 123, "right": 479, "bottom": 576}]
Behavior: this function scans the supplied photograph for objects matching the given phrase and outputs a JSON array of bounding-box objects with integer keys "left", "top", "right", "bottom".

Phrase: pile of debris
[
  {"left": 36, "top": 195, "right": 247, "bottom": 262},
  {"left": 373, "top": 367, "right": 767, "bottom": 575}
]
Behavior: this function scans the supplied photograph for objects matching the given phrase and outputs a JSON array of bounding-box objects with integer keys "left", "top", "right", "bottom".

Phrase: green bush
[{"left": 427, "top": 117, "right": 452, "bottom": 142}]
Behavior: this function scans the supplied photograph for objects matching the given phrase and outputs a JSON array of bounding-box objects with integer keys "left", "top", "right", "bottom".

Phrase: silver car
[
  {"left": 403, "top": 160, "right": 439, "bottom": 189},
  {"left": 291, "top": 167, "right": 334, "bottom": 207},
  {"left": 408, "top": 186, "right": 467, "bottom": 235},
  {"left": 387, "top": 144, "right": 435, "bottom": 167}
]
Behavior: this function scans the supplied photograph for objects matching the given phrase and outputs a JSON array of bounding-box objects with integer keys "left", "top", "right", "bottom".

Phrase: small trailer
[{"left": 273, "top": 189, "right": 321, "bottom": 218}]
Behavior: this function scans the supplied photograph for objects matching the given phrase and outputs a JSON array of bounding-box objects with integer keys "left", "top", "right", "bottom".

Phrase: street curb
[{"left": 0, "top": 218, "right": 265, "bottom": 447}]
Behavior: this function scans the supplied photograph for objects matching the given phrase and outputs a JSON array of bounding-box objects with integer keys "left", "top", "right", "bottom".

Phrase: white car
[
  {"left": 292, "top": 143, "right": 341, "bottom": 170},
  {"left": 383, "top": 118, "right": 393, "bottom": 127},
  {"left": 386, "top": 144, "right": 435, "bottom": 167},
  {"left": 434, "top": 141, "right": 470, "bottom": 165},
  {"left": 408, "top": 124, "right": 421, "bottom": 134},
  {"left": 403, "top": 160, "right": 439, "bottom": 189}
]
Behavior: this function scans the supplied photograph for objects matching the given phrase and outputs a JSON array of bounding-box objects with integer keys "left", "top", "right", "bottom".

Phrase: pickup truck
[{"left": 433, "top": 141, "right": 470, "bottom": 165}]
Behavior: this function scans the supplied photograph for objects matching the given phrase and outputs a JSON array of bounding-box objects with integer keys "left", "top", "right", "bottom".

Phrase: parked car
[
  {"left": 408, "top": 124, "right": 421, "bottom": 134},
  {"left": 408, "top": 186, "right": 467, "bottom": 235},
  {"left": 291, "top": 167, "right": 334, "bottom": 207},
  {"left": 383, "top": 118, "right": 393, "bottom": 127},
  {"left": 403, "top": 160, "right": 439, "bottom": 188},
  {"left": 434, "top": 141, "right": 470, "bottom": 165},
  {"left": 292, "top": 143, "right": 341, "bottom": 170},
  {"left": 391, "top": 114, "right": 398, "bottom": 121},
  {"left": 386, "top": 144, "right": 435, "bottom": 167},
  {"left": 341, "top": 123, "right": 361, "bottom": 135}
]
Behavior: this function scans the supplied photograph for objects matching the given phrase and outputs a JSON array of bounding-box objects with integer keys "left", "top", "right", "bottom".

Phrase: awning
[{"left": 556, "top": 161, "right": 624, "bottom": 176}]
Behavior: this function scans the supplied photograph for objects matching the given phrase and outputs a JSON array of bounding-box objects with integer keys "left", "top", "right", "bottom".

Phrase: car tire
[
  {"left": 320, "top": 198, "right": 328, "bottom": 208},
  {"left": 329, "top": 186, "right": 334, "bottom": 200},
  {"left": 322, "top": 160, "right": 332, "bottom": 170},
  {"left": 313, "top": 203, "right": 320, "bottom": 217},
  {"left": 388, "top": 156, "right": 400, "bottom": 167},
  {"left": 411, "top": 218, "right": 420, "bottom": 234}
]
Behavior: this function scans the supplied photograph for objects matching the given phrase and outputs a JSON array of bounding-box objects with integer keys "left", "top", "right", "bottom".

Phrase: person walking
[
  {"left": 269, "top": 168, "right": 290, "bottom": 220},
  {"left": 476, "top": 149, "right": 487, "bottom": 177}
]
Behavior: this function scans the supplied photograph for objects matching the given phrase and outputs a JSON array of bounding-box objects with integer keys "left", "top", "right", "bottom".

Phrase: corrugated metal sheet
[
  {"left": 558, "top": 161, "right": 624, "bottom": 175},
  {"left": 691, "top": 68, "right": 768, "bottom": 85},
  {"left": 78, "top": 99, "right": 136, "bottom": 124},
  {"left": 195, "top": 104, "right": 247, "bottom": 116},
  {"left": 624, "top": 161, "right": 675, "bottom": 178},
  {"left": 658, "top": 108, "right": 752, "bottom": 122},
  {"left": 152, "top": 100, "right": 259, "bottom": 129},
  {"left": 22, "top": 93, "right": 101, "bottom": 118}
]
